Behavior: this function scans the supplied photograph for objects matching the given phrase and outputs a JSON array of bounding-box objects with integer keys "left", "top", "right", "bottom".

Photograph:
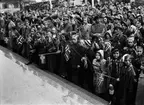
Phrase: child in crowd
[{"left": 92, "top": 50, "right": 107, "bottom": 98}]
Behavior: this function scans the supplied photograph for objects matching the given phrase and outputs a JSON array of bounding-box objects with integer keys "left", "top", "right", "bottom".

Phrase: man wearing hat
[
  {"left": 64, "top": 32, "right": 86, "bottom": 85},
  {"left": 112, "top": 25, "right": 127, "bottom": 50},
  {"left": 91, "top": 16, "right": 105, "bottom": 39}
]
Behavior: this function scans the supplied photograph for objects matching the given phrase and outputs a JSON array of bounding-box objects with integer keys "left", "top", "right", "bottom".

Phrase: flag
[
  {"left": 64, "top": 44, "right": 71, "bottom": 61},
  {"left": 40, "top": 55, "right": 46, "bottom": 64},
  {"left": 97, "top": 74, "right": 104, "bottom": 87},
  {"left": 17, "top": 35, "right": 25, "bottom": 45}
]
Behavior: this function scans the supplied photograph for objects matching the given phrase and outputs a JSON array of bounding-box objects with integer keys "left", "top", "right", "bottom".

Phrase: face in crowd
[
  {"left": 127, "top": 38, "right": 134, "bottom": 47},
  {"left": 136, "top": 21, "right": 142, "bottom": 29},
  {"left": 124, "top": 55, "right": 132, "bottom": 66},
  {"left": 84, "top": 18, "right": 88, "bottom": 24},
  {"left": 95, "top": 52, "right": 101, "bottom": 61},
  {"left": 136, "top": 46, "right": 143, "bottom": 56},
  {"left": 52, "top": 27, "right": 57, "bottom": 34},
  {"left": 113, "top": 50, "right": 120, "bottom": 59}
]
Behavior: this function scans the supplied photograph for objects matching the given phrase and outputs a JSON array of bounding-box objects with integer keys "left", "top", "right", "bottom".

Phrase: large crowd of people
[{"left": 0, "top": 0, "right": 144, "bottom": 105}]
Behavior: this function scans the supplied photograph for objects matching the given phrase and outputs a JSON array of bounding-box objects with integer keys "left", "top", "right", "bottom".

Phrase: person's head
[
  {"left": 112, "top": 49, "right": 120, "bottom": 59},
  {"left": 136, "top": 46, "right": 143, "bottom": 56},
  {"left": 71, "top": 18, "right": 76, "bottom": 24},
  {"left": 63, "top": 17, "right": 69, "bottom": 24},
  {"left": 121, "top": 22, "right": 128, "bottom": 30},
  {"left": 114, "top": 26, "right": 123, "bottom": 35},
  {"left": 123, "top": 13, "right": 128, "bottom": 19},
  {"left": 114, "top": 16, "right": 120, "bottom": 24},
  {"left": 127, "top": 37, "right": 135, "bottom": 47},
  {"left": 17, "top": 21, "right": 22, "bottom": 28},
  {"left": 31, "top": 28, "right": 35, "bottom": 34},
  {"left": 124, "top": 54, "right": 132, "bottom": 66},
  {"left": 84, "top": 17, "right": 88, "bottom": 24},
  {"left": 136, "top": 20, "right": 142, "bottom": 29},
  {"left": 103, "top": 17, "right": 108, "bottom": 23},
  {"left": 94, "top": 16, "right": 101, "bottom": 24},
  {"left": 95, "top": 52, "right": 102, "bottom": 60},
  {"left": 25, "top": 19, "right": 29, "bottom": 26},
  {"left": 52, "top": 27, "right": 57, "bottom": 34},
  {"left": 104, "top": 31, "right": 112, "bottom": 40}
]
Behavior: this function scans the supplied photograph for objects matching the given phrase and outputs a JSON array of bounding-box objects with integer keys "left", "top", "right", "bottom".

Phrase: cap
[
  {"left": 112, "top": 48, "right": 119, "bottom": 53},
  {"left": 97, "top": 50, "right": 104, "bottom": 59}
]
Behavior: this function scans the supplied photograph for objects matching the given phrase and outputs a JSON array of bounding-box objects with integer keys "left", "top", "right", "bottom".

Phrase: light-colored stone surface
[{"left": 0, "top": 46, "right": 107, "bottom": 105}]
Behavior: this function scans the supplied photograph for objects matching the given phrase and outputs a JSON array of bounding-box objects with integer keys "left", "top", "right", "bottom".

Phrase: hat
[
  {"left": 122, "top": 54, "right": 131, "bottom": 62},
  {"left": 112, "top": 48, "right": 119, "bottom": 53},
  {"left": 97, "top": 50, "right": 104, "bottom": 59}
]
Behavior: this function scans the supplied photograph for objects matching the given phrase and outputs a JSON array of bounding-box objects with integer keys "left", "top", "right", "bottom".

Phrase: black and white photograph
[{"left": 0, "top": 0, "right": 144, "bottom": 105}]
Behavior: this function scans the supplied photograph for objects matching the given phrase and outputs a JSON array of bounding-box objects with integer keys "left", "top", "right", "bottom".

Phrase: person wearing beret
[{"left": 90, "top": 15, "right": 106, "bottom": 38}]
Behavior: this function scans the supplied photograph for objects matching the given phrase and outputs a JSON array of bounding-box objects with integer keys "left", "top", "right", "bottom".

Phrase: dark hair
[{"left": 96, "top": 51, "right": 102, "bottom": 59}]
